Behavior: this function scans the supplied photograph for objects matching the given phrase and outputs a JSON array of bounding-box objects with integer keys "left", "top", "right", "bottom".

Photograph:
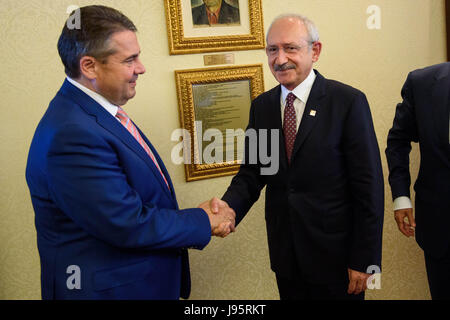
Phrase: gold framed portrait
[
  {"left": 164, "top": 0, "right": 265, "bottom": 55},
  {"left": 174, "top": 64, "right": 264, "bottom": 181}
]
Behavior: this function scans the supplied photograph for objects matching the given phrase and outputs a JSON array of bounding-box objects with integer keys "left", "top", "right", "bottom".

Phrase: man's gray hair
[{"left": 266, "top": 13, "right": 320, "bottom": 44}]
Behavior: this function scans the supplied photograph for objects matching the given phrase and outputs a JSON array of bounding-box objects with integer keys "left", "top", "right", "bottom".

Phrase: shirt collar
[
  {"left": 281, "top": 69, "right": 317, "bottom": 104},
  {"left": 66, "top": 77, "right": 119, "bottom": 118}
]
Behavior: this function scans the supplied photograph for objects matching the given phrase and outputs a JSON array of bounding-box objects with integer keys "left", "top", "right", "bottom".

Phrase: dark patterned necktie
[{"left": 283, "top": 93, "right": 297, "bottom": 164}]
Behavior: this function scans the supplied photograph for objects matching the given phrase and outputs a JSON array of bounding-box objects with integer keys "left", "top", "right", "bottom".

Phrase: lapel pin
[{"left": 309, "top": 110, "right": 317, "bottom": 117}]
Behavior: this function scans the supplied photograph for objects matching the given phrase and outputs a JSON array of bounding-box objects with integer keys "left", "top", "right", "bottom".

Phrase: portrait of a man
[{"left": 191, "top": 0, "right": 241, "bottom": 27}]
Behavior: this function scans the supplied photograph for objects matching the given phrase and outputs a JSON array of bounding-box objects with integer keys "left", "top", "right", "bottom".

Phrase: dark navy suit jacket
[
  {"left": 223, "top": 70, "right": 384, "bottom": 284},
  {"left": 26, "top": 80, "right": 211, "bottom": 299},
  {"left": 386, "top": 62, "right": 450, "bottom": 258}
]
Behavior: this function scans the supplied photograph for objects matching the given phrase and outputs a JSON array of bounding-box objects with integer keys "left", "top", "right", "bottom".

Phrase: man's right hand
[
  {"left": 394, "top": 208, "right": 416, "bottom": 237},
  {"left": 198, "top": 197, "right": 236, "bottom": 238}
]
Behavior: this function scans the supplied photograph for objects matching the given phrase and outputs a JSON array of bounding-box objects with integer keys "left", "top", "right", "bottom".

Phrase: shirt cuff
[{"left": 393, "top": 196, "right": 413, "bottom": 210}]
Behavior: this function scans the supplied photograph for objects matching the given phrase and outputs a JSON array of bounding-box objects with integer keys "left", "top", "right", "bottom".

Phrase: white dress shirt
[
  {"left": 393, "top": 196, "right": 413, "bottom": 210},
  {"left": 280, "top": 68, "right": 316, "bottom": 131},
  {"left": 66, "top": 77, "right": 120, "bottom": 120}
]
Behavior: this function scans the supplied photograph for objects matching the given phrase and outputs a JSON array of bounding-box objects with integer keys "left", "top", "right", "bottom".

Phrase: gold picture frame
[
  {"left": 175, "top": 64, "right": 264, "bottom": 181},
  {"left": 164, "top": 0, "right": 265, "bottom": 55}
]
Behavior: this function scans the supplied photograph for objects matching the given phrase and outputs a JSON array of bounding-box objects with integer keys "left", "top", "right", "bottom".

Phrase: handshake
[{"left": 198, "top": 198, "right": 236, "bottom": 238}]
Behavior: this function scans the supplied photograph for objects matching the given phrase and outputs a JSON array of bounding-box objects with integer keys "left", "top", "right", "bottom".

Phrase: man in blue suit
[{"left": 25, "top": 5, "right": 235, "bottom": 300}]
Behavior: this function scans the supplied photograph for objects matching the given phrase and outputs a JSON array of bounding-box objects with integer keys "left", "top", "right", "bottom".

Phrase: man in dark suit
[
  {"left": 386, "top": 62, "right": 450, "bottom": 300},
  {"left": 192, "top": 0, "right": 240, "bottom": 26},
  {"left": 214, "top": 14, "right": 384, "bottom": 300},
  {"left": 25, "top": 5, "right": 234, "bottom": 300}
]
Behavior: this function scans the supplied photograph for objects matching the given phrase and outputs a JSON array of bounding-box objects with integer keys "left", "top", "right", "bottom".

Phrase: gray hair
[{"left": 266, "top": 13, "right": 320, "bottom": 44}]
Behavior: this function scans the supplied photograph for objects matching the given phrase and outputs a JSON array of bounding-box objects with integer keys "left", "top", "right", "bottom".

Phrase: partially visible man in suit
[
  {"left": 215, "top": 14, "right": 384, "bottom": 300},
  {"left": 192, "top": 0, "right": 240, "bottom": 26},
  {"left": 386, "top": 62, "right": 450, "bottom": 300},
  {"left": 25, "top": 5, "right": 234, "bottom": 300}
]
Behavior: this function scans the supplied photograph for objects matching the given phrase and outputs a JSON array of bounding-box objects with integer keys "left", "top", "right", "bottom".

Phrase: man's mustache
[{"left": 274, "top": 63, "right": 296, "bottom": 71}]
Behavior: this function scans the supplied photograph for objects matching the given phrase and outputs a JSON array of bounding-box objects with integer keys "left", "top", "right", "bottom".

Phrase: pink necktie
[
  {"left": 283, "top": 93, "right": 297, "bottom": 164},
  {"left": 116, "top": 107, "right": 169, "bottom": 189}
]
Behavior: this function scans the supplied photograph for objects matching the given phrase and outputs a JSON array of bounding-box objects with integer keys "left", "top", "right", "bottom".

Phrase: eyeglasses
[{"left": 265, "top": 43, "right": 313, "bottom": 56}]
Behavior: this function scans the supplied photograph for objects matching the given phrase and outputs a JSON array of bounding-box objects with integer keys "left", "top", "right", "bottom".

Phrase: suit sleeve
[
  {"left": 222, "top": 100, "right": 267, "bottom": 225},
  {"left": 343, "top": 92, "right": 384, "bottom": 273},
  {"left": 385, "top": 73, "right": 419, "bottom": 200},
  {"left": 46, "top": 124, "right": 211, "bottom": 250}
]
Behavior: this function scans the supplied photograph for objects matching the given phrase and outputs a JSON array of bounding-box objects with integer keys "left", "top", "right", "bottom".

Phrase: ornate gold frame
[
  {"left": 164, "top": 0, "right": 265, "bottom": 55},
  {"left": 175, "top": 64, "right": 264, "bottom": 181}
]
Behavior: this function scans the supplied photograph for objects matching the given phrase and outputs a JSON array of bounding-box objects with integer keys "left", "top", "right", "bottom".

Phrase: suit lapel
[
  {"left": 291, "top": 71, "right": 326, "bottom": 161},
  {"left": 431, "top": 64, "right": 450, "bottom": 151},
  {"left": 136, "top": 126, "right": 177, "bottom": 200},
  {"left": 60, "top": 80, "right": 175, "bottom": 201}
]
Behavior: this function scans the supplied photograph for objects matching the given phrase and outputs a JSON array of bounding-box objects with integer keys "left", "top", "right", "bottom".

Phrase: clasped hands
[{"left": 198, "top": 197, "right": 235, "bottom": 238}]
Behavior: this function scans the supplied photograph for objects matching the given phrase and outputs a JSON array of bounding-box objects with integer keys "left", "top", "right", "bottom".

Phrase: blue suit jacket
[{"left": 26, "top": 80, "right": 211, "bottom": 299}]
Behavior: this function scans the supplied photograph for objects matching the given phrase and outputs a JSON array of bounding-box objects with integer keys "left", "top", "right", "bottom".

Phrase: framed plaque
[
  {"left": 174, "top": 64, "right": 264, "bottom": 181},
  {"left": 164, "top": 0, "right": 265, "bottom": 55}
]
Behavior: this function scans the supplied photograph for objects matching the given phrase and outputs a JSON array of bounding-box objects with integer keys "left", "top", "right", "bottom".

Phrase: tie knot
[
  {"left": 116, "top": 107, "right": 129, "bottom": 120},
  {"left": 286, "top": 93, "right": 296, "bottom": 107}
]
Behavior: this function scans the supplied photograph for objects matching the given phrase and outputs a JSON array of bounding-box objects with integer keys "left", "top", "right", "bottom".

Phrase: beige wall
[{"left": 0, "top": 0, "right": 446, "bottom": 299}]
